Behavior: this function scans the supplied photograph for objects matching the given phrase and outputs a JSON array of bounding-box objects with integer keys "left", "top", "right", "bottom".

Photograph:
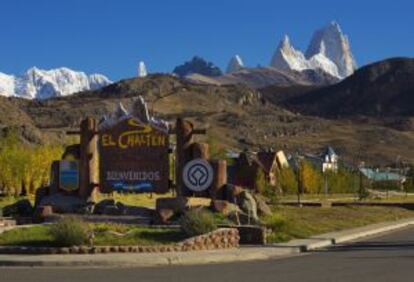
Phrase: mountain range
[
  {"left": 0, "top": 67, "right": 112, "bottom": 99},
  {"left": 0, "top": 21, "right": 356, "bottom": 100},
  {"left": 1, "top": 56, "right": 414, "bottom": 165}
]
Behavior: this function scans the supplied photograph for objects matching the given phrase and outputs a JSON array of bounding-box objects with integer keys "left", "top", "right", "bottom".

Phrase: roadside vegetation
[
  {"left": 263, "top": 205, "right": 414, "bottom": 243},
  {"left": 0, "top": 220, "right": 187, "bottom": 247}
]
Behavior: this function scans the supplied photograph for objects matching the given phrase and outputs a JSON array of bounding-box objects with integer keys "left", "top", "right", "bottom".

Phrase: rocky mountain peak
[
  {"left": 138, "top": 61, "right": 148, "bottom": 77},
  {"left": 226, "top": 55, "right": 244, "bottom": 73},
  {"left": 305, "top": 21, "right": 357, "bottom": 78}
]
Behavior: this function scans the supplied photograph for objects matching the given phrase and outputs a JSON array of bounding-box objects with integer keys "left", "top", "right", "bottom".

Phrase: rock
[
  {"left": 252, "top": 194, "right": 272, "bottom": 216},
  {"left": 116, "top": 202, "right": 126, "bottom": 215},
  {"left": 156, "top": 197, "right": 211, "bottom": 213},
  {"left": 33, "top": 205, "right": 53, "bottom": 223},
  {"left": 38, "top": 194, "right": 85, "bottom": 213},
  {"left": 94, "top": 199, "right": 116, "bottom": 215},
  {"left": 122, "top": 206, "right": 155, "bottom": 217},
  {"left": 102, "top": 205, "right": 121, "bottom": 215},
  {"left": 34, "top": 186, "right": 49, "bottom": 208},
  {"left": 154, "top": 209, "right": 175, "bottom": 225},
  {"left": 228, "top": 209, "right": 261, "bottom": 225},
  {"left": 210, "top": 200, "right": 240, "bottom": 216},
  {"left": 236, "top": 191, "right": 259, "bottom": 223},
  {"left": 223, "top": 184, "right": 245, "bottom": 203},
  {"left": 156, "top": 197, "right": 188, "bottom": 213},
  {"left": 2, "top": 199, "right": 33, "bottom": 217}
]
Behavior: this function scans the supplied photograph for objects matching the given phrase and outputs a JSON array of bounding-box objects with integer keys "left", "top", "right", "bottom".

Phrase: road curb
[
  {"left": 271, "top": 217, "right": 414, "bottom": 251},
  {"left": 1, "top": 218, "right": 414, "bottom": 267}
]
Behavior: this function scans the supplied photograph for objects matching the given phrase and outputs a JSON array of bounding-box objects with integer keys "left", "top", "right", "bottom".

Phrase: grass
[
  {"left": 280, "top": 193, "right": 414, "bottom": 203},
  {"left": 263, "top": 205, "right": 414, "bottom": 243},
  {"left": 0, "top": 223, "right": 186, "bottom": 247},
  {"left": 95, "top": 192, "right": 175, "bottom": 208}
]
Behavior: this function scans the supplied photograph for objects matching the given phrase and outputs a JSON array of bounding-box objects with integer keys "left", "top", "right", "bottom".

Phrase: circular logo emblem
[{"left": 183, "top": 159, "right": 214, "bottom": 192}]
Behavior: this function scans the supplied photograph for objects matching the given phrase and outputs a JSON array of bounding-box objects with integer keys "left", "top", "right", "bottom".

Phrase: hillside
[
  {"left": 285, "top": 58, "right": 414, "bottom": 117},
  {"left": 186, "top": 67, "right": 338, "bottom": 89},
  {"left": 2, "top": 73, "right": 414, "bottom": 165},
  {"left": 0, "top": 96, "right": 43, "bottom": 143}
]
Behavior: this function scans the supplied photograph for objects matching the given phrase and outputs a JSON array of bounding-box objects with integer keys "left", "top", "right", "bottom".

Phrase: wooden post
[
  {"left": 191, "top": 142, "right": 210, "bottom": 159},
  {"left": 210, "top": 160, "right": 227, "bottom": 200},
  {"left": 49, "top": 161, "right": 60, "bottom": 195},
  {"left": 175, "top": 118, "right": 194, "bottom": 196},
  {"left": 79, "top": 117, "right": 98, "bottom": 201}
]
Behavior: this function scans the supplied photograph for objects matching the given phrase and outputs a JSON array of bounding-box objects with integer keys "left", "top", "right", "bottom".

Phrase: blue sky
[{"left": 1, "top": 0, "right": 413, "bottom": 80}]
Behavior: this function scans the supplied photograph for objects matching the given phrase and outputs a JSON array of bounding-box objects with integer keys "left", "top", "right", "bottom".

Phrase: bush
[
  {"left": 49, "top": 216, "right": 90, "bottom": 247},
  {"left": 179, "top": 209, "right": 217, "bottom": 237},
  {"left": 262, "top": 213, "right": 292, "bottom": 242}
]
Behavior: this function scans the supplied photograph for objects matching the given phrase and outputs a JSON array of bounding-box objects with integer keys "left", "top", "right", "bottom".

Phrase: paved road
[{"left": 2, "top": 226, "right": 414, "bottom": 282}]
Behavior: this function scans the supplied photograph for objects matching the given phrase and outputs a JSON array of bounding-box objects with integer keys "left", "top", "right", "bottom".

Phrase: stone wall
[
  {"left": 0, "top": 228, "right": 239, "bottom": 255},
  {"left": 0, "top": 218, "right": 16, "bottom": 228}
]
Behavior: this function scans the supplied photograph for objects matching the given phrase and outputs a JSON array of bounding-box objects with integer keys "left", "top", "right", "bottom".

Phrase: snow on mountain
[
  {"left": 226, "top": 55, "right": 244, "bottom": 73},
  {"left": 0, "top": 73, "right": 15, "bottom": 97},
  {"left": 306, "top": 21, "right": 357, "bottom": 78},
  {"left": 0, "top": 67, "right": 112, "bottom": 99},
  {"left": 270, "top": 22, "right": 356, "bottom": 79},
  {"left": 271, "top": 35, "right": 308, "bottom": 72},
  {"left": 138, "top": 61, "right": 148, "bottom": 77}
]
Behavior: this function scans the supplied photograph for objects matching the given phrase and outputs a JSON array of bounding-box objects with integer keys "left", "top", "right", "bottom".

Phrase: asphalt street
[{"left": 2, "top": 226, "right": 414, "bottom": 282}]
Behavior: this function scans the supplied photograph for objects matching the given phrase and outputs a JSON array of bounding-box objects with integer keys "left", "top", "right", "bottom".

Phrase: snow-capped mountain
[
  {"left": 0, "top": 67, "right": 112, "bottom": 99},
  {"left": 270, "top": 22, "right": 356, "bottom": 79},
  {"left": 306, "top": 21, "right": 357, "bottom": 78},
  {"left": 226, "top": 55, "right": 244, "bottom": 73},
  {"left": 137, "top": 61, "right": 148, "bottom": 77}
]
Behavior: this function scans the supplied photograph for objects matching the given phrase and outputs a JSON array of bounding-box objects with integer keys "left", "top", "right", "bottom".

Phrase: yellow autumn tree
[
  {"left": 0, "top": 132, "right": 63, "bottom": 196},
  {"left": 300, "top": 160, "right": 323, "bottom": 194}
]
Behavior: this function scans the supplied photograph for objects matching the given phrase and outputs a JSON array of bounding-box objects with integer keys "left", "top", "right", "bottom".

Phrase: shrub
[
  {"left": 262, "top": 213, "right": 292, "bottom": 242},
  {"left": 179, "top": 209, "right": 217, "bottom": 237},
  {"left": 49, "top": 216, "right": 89, "bottom": 247}
]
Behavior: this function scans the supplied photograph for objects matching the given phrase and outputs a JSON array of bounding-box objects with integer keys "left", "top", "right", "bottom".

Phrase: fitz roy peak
[
  {"left": 306, "top": 21, "right": 357, "bottom": 78},
  {"left": 0, "top": 67, "right": 112, "bottom": 99},
  {"left": 226, "top": 55, "right": 244, "bottom": 73},
  {"left": 270, "top": 22, "right": 356, "bottom": 79}
]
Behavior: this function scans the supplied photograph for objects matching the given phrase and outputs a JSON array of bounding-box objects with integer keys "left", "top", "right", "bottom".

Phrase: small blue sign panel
[{"left": 59, "top": 161, "right": 79, "bottom": 191}]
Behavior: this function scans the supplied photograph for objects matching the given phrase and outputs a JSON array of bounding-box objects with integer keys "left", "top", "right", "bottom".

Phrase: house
[
  {"left": 322, "top": 146, "right": 338, "bottom": 173},
  {"left": 229, "top": 149, "right": 287, "bottom": 191}
]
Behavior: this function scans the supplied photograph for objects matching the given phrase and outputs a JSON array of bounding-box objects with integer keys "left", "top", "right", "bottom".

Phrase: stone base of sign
[
  {"left": 236, "top": 226, "right": 267, "bottom": 245},
  {"left": 0, "top": 218, "right": 16, "bottom": 228},
  {"left": 0, "top": 228, "right": 239, "bottom": 255},
  {"left": 38, "top": 194, "right": 85, "bottom": 214}
]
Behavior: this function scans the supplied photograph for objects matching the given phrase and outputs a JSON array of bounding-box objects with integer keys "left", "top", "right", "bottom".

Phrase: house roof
[
  {"left": 360, "top": 168, "right": 405, "bottom": 182},
  {"left": 324, "top": 146, "right": 337, "bottom": 157},
  {"left": 256, "top": 151, "right": 277, "bottom": 173}
]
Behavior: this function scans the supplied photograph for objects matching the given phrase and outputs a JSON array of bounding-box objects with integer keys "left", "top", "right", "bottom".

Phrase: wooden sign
[{"left": 99, "top": 117, "right": 170, "bottom": 193}]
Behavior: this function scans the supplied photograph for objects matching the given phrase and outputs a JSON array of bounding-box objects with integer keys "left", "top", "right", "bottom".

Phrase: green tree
[{"left": 277, "top": 167, "right": 298, "bottom": 194}]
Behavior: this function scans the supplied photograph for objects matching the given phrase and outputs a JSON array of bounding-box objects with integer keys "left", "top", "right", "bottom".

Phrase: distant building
[
  {"left": 322, "top": 146, "right": 338, "bottom": 173},
  {"left": 228, "top": 149, "right": 288, "bottom": 191},
  {"left": 360, "top": 168, "right": 406, "bottom": 183}
]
